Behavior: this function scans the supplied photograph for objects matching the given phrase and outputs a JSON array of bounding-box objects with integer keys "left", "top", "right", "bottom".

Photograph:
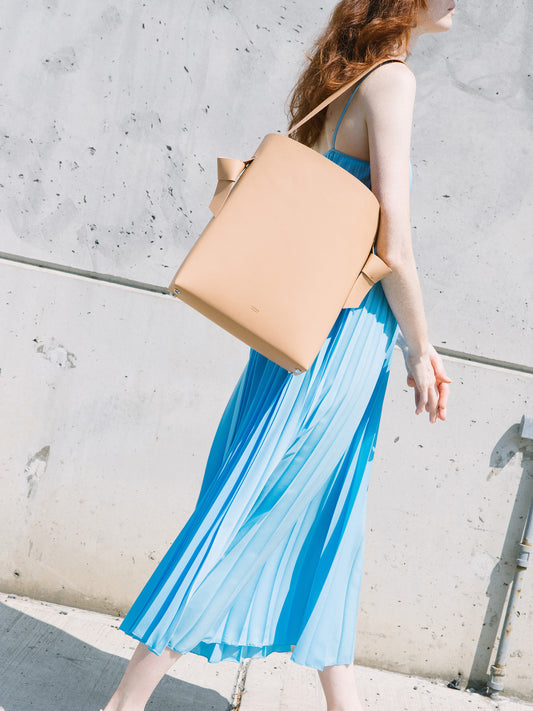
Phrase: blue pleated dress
[{"left": 119, "top": 82, "right": 407, "bottom": 670}]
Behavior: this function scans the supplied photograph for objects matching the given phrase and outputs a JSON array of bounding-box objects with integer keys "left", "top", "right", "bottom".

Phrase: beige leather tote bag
[{"left": 168, "top": 59, "right": 404, "bottom": 374}]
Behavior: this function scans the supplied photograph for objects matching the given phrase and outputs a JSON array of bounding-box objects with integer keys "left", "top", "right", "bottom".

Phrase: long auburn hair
[{"left": 286, "top": 0, "right": 426, "bottom": 148}]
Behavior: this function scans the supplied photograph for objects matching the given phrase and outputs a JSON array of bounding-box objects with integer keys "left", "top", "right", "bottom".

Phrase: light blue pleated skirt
[{"left": 119, "top": 277, "right": 398, "bottom": 670}]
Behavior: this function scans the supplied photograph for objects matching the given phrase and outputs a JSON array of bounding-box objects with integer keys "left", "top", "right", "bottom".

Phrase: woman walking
[{"left": 102, "top": 1, "right": 453, "bottom": 709}]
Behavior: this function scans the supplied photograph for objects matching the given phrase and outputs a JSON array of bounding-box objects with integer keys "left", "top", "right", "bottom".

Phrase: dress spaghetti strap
[
  {"left": 331, "top": 85, "right": 361, "bottom": 150},
  {"left": 332, "top": 62, "right": 395, "bottom": 150}
]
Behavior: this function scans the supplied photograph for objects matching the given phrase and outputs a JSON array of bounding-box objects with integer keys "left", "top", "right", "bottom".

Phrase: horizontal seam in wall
[
  {"left": 0, "top": 251, "right": 170, "bottom": 296},
  {"left": 2, "top": 251, "right": 532, "bottom": 377},
  {"left": 428, "top": 348, "right": 533, "bottom": 377}
]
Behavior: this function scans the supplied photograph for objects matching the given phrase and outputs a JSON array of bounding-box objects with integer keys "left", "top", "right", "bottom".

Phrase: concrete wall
[{"left": 1, "top": 0, "right": 532, "bottom": 699}]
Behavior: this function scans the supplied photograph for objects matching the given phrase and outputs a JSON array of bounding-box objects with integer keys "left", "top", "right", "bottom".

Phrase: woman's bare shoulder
[{"left": 358, "top": 60, "right": 416, "bottom": 107}]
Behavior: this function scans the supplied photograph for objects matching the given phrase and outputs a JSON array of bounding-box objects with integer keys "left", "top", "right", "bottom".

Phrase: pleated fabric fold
[{"left": 119, "top": 279, "right": 398, "bottom": 670}]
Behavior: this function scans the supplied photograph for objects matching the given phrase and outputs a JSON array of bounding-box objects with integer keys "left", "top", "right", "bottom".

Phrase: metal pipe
[{"left": 487, "top": 415, "right": 533, "bottom": 696}]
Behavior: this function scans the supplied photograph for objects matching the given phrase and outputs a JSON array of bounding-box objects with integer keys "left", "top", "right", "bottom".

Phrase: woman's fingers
[
  {"left": 425, "top": 382, "right": 440, "bottom": 423},
  {"left": 404, "top": 345, "right": 451, "bottom": 423},
  {"left": 429, "top": 348, "right": 452, "bottom": 384},
  {"left": 437, "top": 381, "right": 450, "bottom": 420},
  {"left": 430, "top": 352, "right": 450, "bottom": 421},
  {"left": 415, "top": 389, "right": 425, "bottom": 415},
  {"left": 433, "top": 362, "right": 451, "bottom": 384},
  {"left": 415, "top": 379, "right": 433, "bottom": 416}
]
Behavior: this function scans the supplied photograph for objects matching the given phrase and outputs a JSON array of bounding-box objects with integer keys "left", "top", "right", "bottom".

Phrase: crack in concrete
[{"left": 25, "top": 445, "right": 51, "bottom": 498}]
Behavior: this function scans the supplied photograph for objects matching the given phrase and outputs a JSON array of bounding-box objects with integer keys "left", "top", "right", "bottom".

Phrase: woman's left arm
[{"left": 360, "top": 62, "right": 451, "bottom": 423}]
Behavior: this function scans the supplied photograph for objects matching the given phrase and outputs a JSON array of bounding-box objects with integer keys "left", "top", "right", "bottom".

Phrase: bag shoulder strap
[
  {"left": 285, "top": 58, "right": 407, "bottom": 138},
  {"left": 209, "top": 59, "right": 408, "bottom": 218}
]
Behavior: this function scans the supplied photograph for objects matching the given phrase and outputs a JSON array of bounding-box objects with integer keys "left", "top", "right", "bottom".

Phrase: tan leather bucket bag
[{"left": 168, "top": 60, "right": 403, "bottom": 374}]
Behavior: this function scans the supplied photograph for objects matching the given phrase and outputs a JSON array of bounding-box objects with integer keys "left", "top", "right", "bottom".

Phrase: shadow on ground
[{"left": 0, "top": 603, "right": 231, "bottom": 711}]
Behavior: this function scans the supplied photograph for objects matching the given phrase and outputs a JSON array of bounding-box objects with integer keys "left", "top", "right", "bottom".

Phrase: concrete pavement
[{"left": 1, "top": 591, "right": 531, "bottom": 711}]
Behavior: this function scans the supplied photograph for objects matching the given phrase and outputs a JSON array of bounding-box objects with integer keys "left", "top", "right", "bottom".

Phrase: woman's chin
[{"left": 437, "top": 15, "right": 454, "bottom": 32}]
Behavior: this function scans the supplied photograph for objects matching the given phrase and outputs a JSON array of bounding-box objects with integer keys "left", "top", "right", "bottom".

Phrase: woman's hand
[{"left": 399, "top": 338, "right": 451, "bottom": 423}]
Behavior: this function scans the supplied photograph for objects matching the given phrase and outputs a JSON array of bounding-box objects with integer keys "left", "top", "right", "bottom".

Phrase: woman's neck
[{"left": 407, "top": 28, "right": 423, "bottom": 55}]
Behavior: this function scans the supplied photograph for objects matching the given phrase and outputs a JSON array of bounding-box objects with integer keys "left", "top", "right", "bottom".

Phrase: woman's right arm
[{"left": 359, "top": 61, "right": 451, "bottom": 423}]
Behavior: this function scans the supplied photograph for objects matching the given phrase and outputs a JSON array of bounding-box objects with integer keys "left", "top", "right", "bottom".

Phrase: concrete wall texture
[{"left": 1, "top": 0, "right": 532, "bottom": 699}]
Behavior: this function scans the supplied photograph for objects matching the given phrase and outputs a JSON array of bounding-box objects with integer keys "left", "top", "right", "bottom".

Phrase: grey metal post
[{"left": 487, "top": 416, "right": 533, "bottom": 696}]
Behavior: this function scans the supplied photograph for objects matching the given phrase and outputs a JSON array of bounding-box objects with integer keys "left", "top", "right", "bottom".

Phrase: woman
[{"left": 102, "top": 1, "right": 453, "bottom": 709}]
